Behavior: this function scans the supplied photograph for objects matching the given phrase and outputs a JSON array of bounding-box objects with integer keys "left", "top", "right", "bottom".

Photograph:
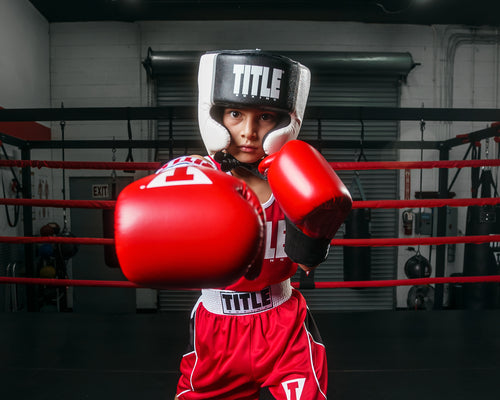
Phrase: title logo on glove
[
  {"left": 232, "top": 64, "right": 283, "bottom": 100},
  {"left": 141, "top": 166, "right": 212, "bottom": 189}
]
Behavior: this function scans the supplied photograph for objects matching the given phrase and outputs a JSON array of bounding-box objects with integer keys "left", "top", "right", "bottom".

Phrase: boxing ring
[{"left": 0, "top": 105, "right": 499, "bottom": 399}]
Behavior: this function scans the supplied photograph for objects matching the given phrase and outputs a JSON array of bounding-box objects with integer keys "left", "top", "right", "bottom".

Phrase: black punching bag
[
  {"left": 343, "top": 207, "right": 371, "bottom": 284},
  {"left": 463, "top": 169, "right": 500, "bottom": 309},
  {"left": 463, "top": 204, "right": 500, "bottom": 309}
]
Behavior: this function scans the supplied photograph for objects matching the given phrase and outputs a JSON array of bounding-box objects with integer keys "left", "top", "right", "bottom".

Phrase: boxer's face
[{"left": 223, "top": 108, "right": 279, "bottom": 164}]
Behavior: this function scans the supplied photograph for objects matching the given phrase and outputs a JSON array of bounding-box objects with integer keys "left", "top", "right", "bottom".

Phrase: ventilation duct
[{"left": 143, "top": 48, "right": 418, "bottom": 80}]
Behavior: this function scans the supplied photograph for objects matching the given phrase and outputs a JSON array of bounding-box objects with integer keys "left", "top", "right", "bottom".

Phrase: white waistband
[{"left": 200, "top": 280, "right": 292, "bottom": 315}]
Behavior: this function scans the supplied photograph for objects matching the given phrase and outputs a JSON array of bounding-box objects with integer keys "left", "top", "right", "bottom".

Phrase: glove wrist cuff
[{"left": 284, "top": 218, "right": 330, "bottom": 268}]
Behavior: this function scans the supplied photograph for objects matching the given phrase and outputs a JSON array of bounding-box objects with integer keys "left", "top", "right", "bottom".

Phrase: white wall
[
  {"left": 0, "top": 0, "right": 49, "bottom": 109},
  {"left": 6, "top": 17, "right": 499, "bottom": 309},
  {"left": 0, "top": 0, "right": 49, "bottom": 241}
]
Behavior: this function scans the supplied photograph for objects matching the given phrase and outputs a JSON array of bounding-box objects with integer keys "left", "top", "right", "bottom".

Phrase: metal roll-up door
[
  {"left": 298, "top": 74, "right": 399, "bottom": 311},
  {"left": 156, "top": 72, "right": 204, "bottom": 312},
  {"left": 151, "top": 53, "right": 409, "bottom": 312},
  {"left": 156, "top": 73, "right": 202, "bottom": 163}
]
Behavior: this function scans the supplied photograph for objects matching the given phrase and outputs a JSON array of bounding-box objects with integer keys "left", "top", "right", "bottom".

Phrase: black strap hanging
[
  {"left": 471, "top": 142, "right": 481, "bottom": 199},
  {"left": 0, "top": 142, "right": 22, "bottom": 227},
  {"left": 56, "top": 103, "right": 78, "bottom": 262},
  {"left": 2, "top": 177, "right": 20, "bottom": 227},
  {"left": 350, "top": 119, "right": 368, "bottom": 200},
  {"left": 103, "top": 141, "right": 120, "bottom": 268},
  {"left": 474, "top": 139, "right": 499, "bottom": 198},
  {"left": 124, "top": 108, "right": 135, "bottom": 173},
  {"left": 356, "top": 118, "right": 367, "bottom": 163}
]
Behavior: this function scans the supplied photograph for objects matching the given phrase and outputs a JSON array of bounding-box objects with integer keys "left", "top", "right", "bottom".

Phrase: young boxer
[
  {"left": 115, "top": 50, "right": 352, "bottom": 399},
  {"left": 173, "top": 50, "right": 352, "bottom": 399}
]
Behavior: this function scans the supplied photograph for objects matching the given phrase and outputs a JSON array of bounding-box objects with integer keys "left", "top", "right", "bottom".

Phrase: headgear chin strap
[
  {"left": 198, "top": 50, "right": 311, "bottom": 156},
  {"left": 214, "top": 151, "right": 261, "bottom": 174}
]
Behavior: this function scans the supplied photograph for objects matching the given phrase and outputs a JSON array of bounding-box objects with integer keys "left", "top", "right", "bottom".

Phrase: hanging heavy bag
[
  {"left": 103, "top": 181, "right": 120, "bottom": 268},
  {"left": 463, "top": 168, "right": 500, "bottom": 309},
  {"left": 463, "top": 204, "right": 500, "bottom": 309},
  {"left": 343, "top": 206, "right": 371, "bottom": 283}
]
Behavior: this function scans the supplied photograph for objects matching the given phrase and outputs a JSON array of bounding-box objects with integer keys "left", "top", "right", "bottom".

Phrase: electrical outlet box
[{"left": 415, "top": 211, "right": 433, "bottom": 235}]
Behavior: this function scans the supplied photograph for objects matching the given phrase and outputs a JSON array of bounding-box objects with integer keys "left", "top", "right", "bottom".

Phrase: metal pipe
[
  {"left": 23, "top": 139, "right": 442, "bottom": 150},
  {"left": 142, "top": 48, "right": 418, "bottom": 78},
  {"left": 4, "top": 105, "right": 500, "bottom": 123}
]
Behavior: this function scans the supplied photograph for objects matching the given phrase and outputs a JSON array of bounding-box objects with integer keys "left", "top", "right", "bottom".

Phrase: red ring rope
[
  {"left": 354, "top": 197, "right": 500, "bottom": 209},
  {"left": 0, "top": 158, "right": 499, "bottom": 171},
  {"left": 0, "top": 198, "right": 115, "bottom": 209},
  {"left": 293, "top": 275, "right": 500, "bottom": 289},
  {"left": 0, "top": 197, "right": 498, "bottom": 210},
  {"left": 0, "top": 276, "right": 140, "bottom": 288},
  {"left": 0, "top": 159, "right": 160, "bottom": 170},
  {"left": 0, "top": 275, "right": 499, "bottom": 289},
  {"left": 331, "top": 235, "right": 500, "bottom": 247},
  {"left": 0, "top": 236, "right": 113, "bottom": 245},
  {"left": 0, "top": 234, "right": 498, "bottom": 247},
  {"left": 329, "top": 159, "right": 500, "bottom": 170}
]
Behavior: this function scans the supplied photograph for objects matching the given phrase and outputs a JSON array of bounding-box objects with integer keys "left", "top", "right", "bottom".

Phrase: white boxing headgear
[{"left": 198, "top": 50, "right": 311, "bottom": 156}]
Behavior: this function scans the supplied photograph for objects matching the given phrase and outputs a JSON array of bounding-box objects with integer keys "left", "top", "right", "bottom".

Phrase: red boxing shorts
[{"left": 176, "top": 281, "right": 328, "bottom": 399}]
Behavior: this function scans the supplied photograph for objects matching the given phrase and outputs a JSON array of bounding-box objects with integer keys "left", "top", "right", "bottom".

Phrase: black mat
[{"left": 1, "top": 310, "right": 499, "bottom": 399}]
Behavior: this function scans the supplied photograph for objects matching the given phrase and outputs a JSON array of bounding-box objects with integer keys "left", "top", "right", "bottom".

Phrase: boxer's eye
[
  {"left": 260, "top": 113, "right": 277, "bottom": 122},
  {"left": 228, "top": 110, "right": 241, "bottom": 118}
]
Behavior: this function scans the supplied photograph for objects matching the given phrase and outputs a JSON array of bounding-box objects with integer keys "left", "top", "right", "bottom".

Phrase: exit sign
[{"left": 92, "top": 184, "right": 110, "bottom": 199}]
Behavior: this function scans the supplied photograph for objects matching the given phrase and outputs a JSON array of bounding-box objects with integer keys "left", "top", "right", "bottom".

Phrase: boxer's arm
[{"left": 259, "top": 140, "right": 352, "bottom": 268}]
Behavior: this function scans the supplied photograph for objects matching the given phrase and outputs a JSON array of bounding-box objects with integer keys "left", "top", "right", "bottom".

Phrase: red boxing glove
[
  {"left": 115, "top": 162, "right": 265, "bottom": 289},
  {"left": 259, "top": 140, "right": 352, "bottom": 267}
]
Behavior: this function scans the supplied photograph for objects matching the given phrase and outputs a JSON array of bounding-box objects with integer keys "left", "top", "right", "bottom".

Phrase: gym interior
[{"left": 0, "top": 1, "right": 499, "bottom": 399}]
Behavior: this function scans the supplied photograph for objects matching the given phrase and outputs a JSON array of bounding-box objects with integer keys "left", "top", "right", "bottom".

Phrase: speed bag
[
  {"left": 343, "top": 208, "right": 371, "bottom": 283},
  {"left": 463, "top": 205, "right": 500, "bottom": 309}
]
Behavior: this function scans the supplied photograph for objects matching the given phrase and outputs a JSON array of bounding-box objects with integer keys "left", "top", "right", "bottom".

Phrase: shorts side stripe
[
  {"left": 304, "top": 322, "right": 327, "bottom": 399},
  {"left": 189, "top": 307, "right": 199, "bottom": 391},
  {"left": 176, "top": 388, "right": 191, "bottom": 398}
]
